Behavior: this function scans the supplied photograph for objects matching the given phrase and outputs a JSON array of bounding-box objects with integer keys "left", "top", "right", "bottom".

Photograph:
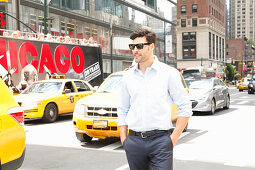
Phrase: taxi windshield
[
  {"left": 187, "top": 79, "right": 212, "bottom": 89},
  {"left": 22, "top": 82, "right": 62, "bottom": 93},
  {"left": 97, "top": 74, "right": 123, "bottom": 93}
]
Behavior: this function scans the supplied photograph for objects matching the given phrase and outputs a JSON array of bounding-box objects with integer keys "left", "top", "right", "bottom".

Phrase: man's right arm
[
  {"left": 119, "top": 125, "right": 128, "bottom": 144},
  {"left": 117, "top": 75, "right": 130, "bottom": 145}
]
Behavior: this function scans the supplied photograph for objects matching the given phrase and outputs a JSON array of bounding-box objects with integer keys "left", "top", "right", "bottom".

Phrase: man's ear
[{"left": 151, "top": 43, "right": 155, "bottom": 50}]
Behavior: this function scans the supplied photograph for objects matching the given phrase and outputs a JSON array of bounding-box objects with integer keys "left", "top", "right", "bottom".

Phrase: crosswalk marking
[
  {"left": 236, "top": 101, "right": 249, "bottom": 105},
  {"left": 179, "top": 131, "right": 190, "bottom": 138},
  {"left": 98, "top": 141, "right": 122, "bottom": 151},
  {"left": 115, "top": 164, "right": 129, "bottom": 170}
]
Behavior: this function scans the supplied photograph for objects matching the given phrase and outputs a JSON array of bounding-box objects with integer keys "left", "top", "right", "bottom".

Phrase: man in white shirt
[{"left": 117, "top": 28, "right": 192, "bottom": 170}]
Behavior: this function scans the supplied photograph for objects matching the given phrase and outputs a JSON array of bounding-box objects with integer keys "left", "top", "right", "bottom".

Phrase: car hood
[
  {"left": 14, "top": 92, "right": 60, "bottom": 103},
  {"left": 77, "top": 92, "right": 120, "bottom": 107},
  {"left": 189, "top": 88, "right": 211, "bottom": 100}
]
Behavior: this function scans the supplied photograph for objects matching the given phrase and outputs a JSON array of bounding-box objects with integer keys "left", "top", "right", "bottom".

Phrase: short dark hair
[{"left": 130, "top": 28, "right": 156, "bottom": 44}]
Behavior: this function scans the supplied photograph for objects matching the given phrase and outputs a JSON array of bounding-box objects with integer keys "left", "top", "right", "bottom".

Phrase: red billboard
[{"left": 0, "top": 37, "right": 103, "bottom": 93}]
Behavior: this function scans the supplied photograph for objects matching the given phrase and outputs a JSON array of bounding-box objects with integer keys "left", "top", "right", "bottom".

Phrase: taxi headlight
[
  {"left": 22, "top": 101, "right": 43, "bottom": 110},
  {"left": 74, "top": 104, "right": 87, "bottom": 116}
]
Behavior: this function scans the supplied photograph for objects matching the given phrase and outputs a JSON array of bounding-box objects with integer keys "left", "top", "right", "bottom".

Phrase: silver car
[{"left": 186, "top": 78, "right": 230, "bottom": 114}]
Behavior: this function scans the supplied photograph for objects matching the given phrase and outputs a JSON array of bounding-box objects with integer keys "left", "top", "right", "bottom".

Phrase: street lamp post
[{"left": 0, "top": 10, "right": 36, "bottom": 33}]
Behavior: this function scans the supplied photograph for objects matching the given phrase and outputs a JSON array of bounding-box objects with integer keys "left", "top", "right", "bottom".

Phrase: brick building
[
  {"left": 226, "top": 39, "right": 255, "bottom": 77},
  {"left": 176, "top": 0, "right": 226, "bottom": 72}
]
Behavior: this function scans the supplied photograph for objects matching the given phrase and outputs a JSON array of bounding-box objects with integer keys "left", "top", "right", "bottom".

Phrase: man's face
[{"left": 131, "top": 37, "right": 153, "bottom": 64}]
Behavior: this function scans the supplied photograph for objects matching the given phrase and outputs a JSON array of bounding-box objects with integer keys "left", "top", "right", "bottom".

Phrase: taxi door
[
  {"left": 73, "top": 81, "right": 93, "bottom": 100},
  {"left": 62, "top": 81, "right": 79, "bottom": 113}
]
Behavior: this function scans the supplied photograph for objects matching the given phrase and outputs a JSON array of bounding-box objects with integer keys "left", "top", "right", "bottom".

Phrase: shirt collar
[{"left": 133, "top": 55, "right": 160, "bottom": 73}]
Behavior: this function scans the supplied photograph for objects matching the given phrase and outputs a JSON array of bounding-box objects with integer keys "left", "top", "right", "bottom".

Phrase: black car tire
[
  {"left": 42, "top": 103, "right": 58, "bottom": 123},
  {"left": 75, "top": 132, "right": 92, "bottom": 142},
  {"left": 248, "top": 89, "right": 251, "bottom": 94},
  {"left": 251, "top": 90, "right": 255, "bottom": 94},
  {"left": 239, "top": 89, "right": 243, "bottom": 92},
  {"left": 210, "top": 99, "right": 216, "bottom": 115},
  {"left": 223, "top": 95, "right": 230, "bottom": 109}
]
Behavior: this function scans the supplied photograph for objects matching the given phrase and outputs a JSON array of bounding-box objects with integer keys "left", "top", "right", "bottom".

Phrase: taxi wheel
[
  {"left": 210, "top": 99, "right": 216, "bottom": 115},
  {"left": 75, "top": 132, "right": 92, "bottom": 142},
  {"left": 239, "top": 89, "right": 243, "bottom": 92},
  {"left": 42, "top": 103, "right": 58, "bottom": 123}
]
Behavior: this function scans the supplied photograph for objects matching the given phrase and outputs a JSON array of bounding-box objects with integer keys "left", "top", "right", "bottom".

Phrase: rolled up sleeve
[
  {"left": 168, "top": 69, "right": 193, "bottom": 117},
  {"left": 117, "top": 76, "right": 130, "bottom": 126}
]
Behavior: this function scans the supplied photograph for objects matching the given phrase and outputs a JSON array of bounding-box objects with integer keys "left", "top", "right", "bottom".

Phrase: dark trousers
[{"left": 123, "top": 131, "right": 173, "bottom": 170}]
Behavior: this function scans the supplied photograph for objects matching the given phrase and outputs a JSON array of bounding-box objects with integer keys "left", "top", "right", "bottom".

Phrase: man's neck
[{"left": 138, "top": 55, "right": 154, "bottom": 74}]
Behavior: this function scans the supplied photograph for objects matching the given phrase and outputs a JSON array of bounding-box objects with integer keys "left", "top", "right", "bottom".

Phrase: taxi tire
[
  {"left": 42, "top": 103, "right": 58, "bottom": 123},
  {"left": 75, "top": 132, "right": 92, "bottom": 142}
]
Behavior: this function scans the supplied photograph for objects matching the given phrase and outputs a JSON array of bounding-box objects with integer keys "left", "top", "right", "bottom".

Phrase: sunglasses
[{"left": 128, "top": 43, "right": 152, "bottom": 50}]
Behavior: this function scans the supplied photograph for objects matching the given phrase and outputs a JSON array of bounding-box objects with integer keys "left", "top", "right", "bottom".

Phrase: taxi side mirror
[
  {"left": 93, "top": 86, "right": 99, "bottom": 92},
  {"left": 63, "top": 89, "right": 71, "bottom": 94}
]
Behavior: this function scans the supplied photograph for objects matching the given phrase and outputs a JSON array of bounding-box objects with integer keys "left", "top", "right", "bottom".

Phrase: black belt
[{"left": 129, "top": 129, "right": 169, "bottom": 138}]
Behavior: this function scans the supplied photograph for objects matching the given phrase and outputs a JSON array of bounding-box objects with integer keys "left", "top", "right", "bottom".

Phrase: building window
[
  {"left": 182, "top": 32, "right": 196, "bottom": 59},
  {"left": 222, "top": 39, "right": 225, "bottom": 60},
  {"left": 181, "top": 19, "right": 186, "bottom": 27},
  {"left": 182, "top": 32, "right": 196, "bottom": 41},
  {"left": 181, "top": 6, "right": 186, "bottom": 14},
  {"left": 192, "top": 4, "right": 198, "bottom": 13},
  {"left": 213, "top": 34, "right": 215, "bottom": 59},
  {"left": 216, "top": 35, "right": 218, "bottom": 60},
  {"left": 192, "top": 18, "right": 197, "bottom": 27},
  {"left": 219, "top": 37, "right": 221, "bottom": 60},
  {"left": 209, "top": 32, "right": 211, "bottom": 59}
]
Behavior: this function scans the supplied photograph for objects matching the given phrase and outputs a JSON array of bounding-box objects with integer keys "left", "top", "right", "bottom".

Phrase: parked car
[
  {"left": 248, "top": 79, "right": 255, "bottom": 94},
  {"left": 14, "top": 78, "right": 93, "bottom": 123},
  {"left": 238, "top": 78, "right": 250, "bottom": 91},
  {"left": 73, "top": 71, "right": 189, "bottom": 142},
  {"left": 0, "top": 78, "right": 26, "bottom": 169},
  {"left": 186, "top": 78, "right": 230, "bottom": 114}
]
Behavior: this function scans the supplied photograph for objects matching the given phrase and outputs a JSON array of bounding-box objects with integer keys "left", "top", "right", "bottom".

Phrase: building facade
[
  {"left": 229, "top": 0, "right": 255, "bottom": 41},
  {"left": 226, "top": 39, "right": 255, "bottom": 77},
  {"left": 176, "top": 0, "right": 226, "bottom": 72},
  {"left": 0, "top": 0, "right": 177, "bottom": 77}
]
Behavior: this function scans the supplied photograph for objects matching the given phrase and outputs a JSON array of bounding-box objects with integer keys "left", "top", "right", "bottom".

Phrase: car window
[
  {"left": 23, "top": 82, "right": 62, "bottom": 93},
  {"left": 74, "top": 81, "right": 91, "bottom": 92},
  {"left": 218, "top": 79, "right": 225, "bottom": 86},
  {"left": 64, "top": 82, "right": 75, "bottom": 92},
  {"left": 213, "top": 79, "right": 220, "bottom": 87},
  {"left": 188, "top": 79, "right": 212, "bottom": 89},
  {"left": 97, "top": 74, "right": 123, "bottom": 93}
]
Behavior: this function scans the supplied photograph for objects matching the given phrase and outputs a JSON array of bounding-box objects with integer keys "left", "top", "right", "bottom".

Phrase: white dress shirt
[{"left": 117, "top": 56, "right": 192, "bottom": 132}]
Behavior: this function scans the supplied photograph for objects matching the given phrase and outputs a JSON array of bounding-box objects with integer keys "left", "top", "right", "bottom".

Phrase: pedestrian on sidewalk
[{"left": 117, "top": 28, "right": 192, "bottom": 170}]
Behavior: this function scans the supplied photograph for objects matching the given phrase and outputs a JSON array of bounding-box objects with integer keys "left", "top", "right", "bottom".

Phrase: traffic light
[{"left": 233, "top": 59, "right": 235, "bottom": 64}]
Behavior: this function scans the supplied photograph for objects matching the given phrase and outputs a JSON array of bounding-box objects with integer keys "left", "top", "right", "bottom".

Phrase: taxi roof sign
[{"left": 50, "top": 75, "right": 66, "bottom": 79}]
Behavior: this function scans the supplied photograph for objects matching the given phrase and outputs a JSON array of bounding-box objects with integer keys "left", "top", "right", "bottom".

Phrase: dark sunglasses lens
[
  {"left": 129, "top": 44, "right": 135, "bottom": 50},
  {"left": 136, "top": 44, "right": 144, "bottom": 49}
]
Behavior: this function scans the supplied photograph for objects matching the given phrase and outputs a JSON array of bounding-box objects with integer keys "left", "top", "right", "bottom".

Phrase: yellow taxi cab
[
  {"left": 238, "top": 78, "right": 250, "bottom": 91},
  {"left": 236, "top": 80, "right": 241, "bottom": 89},
  {"left": 73, "top": 71, "right": 188, "bottom": 142},
  {"left": 0, "top": 78, "right": 26, "bottom": 169},
  {"left": 14, "top": 77, "right": 93, "bottom": 123}
]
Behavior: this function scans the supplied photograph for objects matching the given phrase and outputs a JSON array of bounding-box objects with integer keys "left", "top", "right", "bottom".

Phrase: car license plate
[{"left": 93, "top": 120, "right": 108, "bottom": 129}]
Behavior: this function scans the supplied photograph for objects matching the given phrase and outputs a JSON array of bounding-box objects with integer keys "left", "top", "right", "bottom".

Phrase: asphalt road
[{"left": 20, "top": 87, "right": 255, "bottom": 170}]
